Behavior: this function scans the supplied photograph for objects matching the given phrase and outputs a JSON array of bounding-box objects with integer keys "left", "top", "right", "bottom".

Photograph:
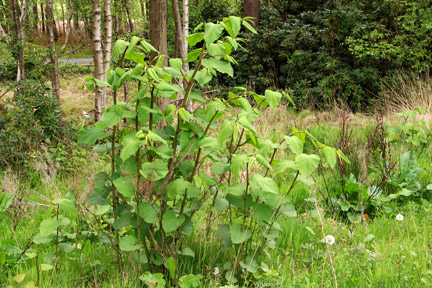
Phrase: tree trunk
[
  {"left": 46, "top": 0, "right": 61, "bottom": 100},
  {"left": 32, "top": 3, "right": 38, "bottom": 31},
  {"left": 61, "top": 0, "right": 73, "bottom": 50},
  {"left": 244, "top": 0, "right": 259, "bottom": 28},
  {"left": 9, "top": 0, "right": 26, "bottom": 82},
  {"left": 149, "top": 0, "right": 168, "bottom": 120},
  {"left": 61, "top": 3, "right": 66, "bottom": 35},
  {"left": 149, "top": 0, "right": 167, "bottom": 63},
  {"left": 123, "top": 0, "right": 133, "bottom": 32},
  {"left": 40, "top": 2, "right": 45, "bottom": 32},
  {"left": 113, "top": 0, "right": 122, "bottom": 37},
  {"left": 92, "top": 0, "right": 106, "bottom": 121},
  {"left": 172, "top": 0, "right": 190, "bottom": 109},
  {"left": 103, "top": 0, "right": 112, "bottom": 108}
]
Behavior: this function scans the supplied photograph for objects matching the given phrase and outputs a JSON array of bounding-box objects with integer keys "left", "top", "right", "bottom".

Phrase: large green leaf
[
  {"left": 265, "top": 90, "right": 282, "bottom": 109},
  {"left": 101, "top": 106, "right": 122, "bottom": 128},
  {"left": 119, "top": 235, "right": 140, "bottom": 252},
  {"left": 120, "top": 133, "right": 143, "bottom": 160},
  {"left": 140, "top": 160, "right": 169, "bottom": 181},
  {"left": 186, "top": 33, "right": 204, "bottom": 46},
  {"left": 322, "top": 146, "right": 337, "bottom": 169},
  {"left": 250, "top": 174, "right": 279, "bottom": 194},
  {"left": 230, "top": 224, "right": 251, "bottom": 244},
  {"left": 78, "top": 127, "right": 111, "bottom": 145},
  {"left": 162, "top": 210, "right": 185, "bottom": 233},
  {"left": 113, "top": 176, "right": 135, "bottom": 198},
  {"left": 228, "top": 16, "right": 241, "bottom": 37},
  {"left": 53, "top": 198, "right": 78, "bottom": 219},
  {"left": 295, "top": 154, "right": 320, "bottom": 177},
  {"left": 284, "top": 135, "right": 303, "bottom": 155},
  {"left": 139, "top": 201, "right": 159, "bottom": 224},
  {"left": 218, "top": 119, "right": 234, "bottom": 146},
  {"left": 201, "top": 58, "right": 233, "bottom": 77},
  {"left": 204, "top": 23, "right": 224, "bottom": 44},
  {"left": 252, "top": 203, "right": 274, "bottom": 222}
]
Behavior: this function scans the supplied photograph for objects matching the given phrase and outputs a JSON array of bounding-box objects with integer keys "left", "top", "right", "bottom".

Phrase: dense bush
[{"left": 0, "top": 80, "right": 75, "bottom": 170}]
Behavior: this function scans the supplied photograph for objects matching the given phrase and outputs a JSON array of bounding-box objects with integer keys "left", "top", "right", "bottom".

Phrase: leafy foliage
[{"left": 76, "top": 18, "right": 345, "bottom": 286}]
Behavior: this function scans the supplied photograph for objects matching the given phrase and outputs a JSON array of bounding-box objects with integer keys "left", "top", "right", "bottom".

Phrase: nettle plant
[{"left": 76, "top": 17, "right": 346, "bottom": 286}]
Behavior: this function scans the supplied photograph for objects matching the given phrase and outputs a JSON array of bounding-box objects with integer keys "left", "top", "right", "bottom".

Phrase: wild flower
[
  {"left": 396, "top": 214, "right": 404, "bottom": 221},
  {"left": 324, "top": 235, "right": 336, "bottom": 245}
]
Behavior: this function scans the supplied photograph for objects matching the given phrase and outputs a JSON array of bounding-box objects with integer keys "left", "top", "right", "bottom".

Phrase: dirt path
[{"left": 58, "top": 58, "right": 93, "bottom": 65}]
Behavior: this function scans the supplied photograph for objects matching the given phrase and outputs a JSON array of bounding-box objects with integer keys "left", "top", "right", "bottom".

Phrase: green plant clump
[{"left": 73, "top": 17, "right": 348, "bottom": 286}]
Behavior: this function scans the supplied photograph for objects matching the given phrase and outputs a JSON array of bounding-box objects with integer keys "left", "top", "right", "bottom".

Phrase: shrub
[{"left": 0, "top": 80, "right": 75, "bottom": 170}]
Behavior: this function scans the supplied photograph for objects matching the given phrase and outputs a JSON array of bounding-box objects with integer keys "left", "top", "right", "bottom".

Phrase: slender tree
[
  {"left": 8, "top": 0, "right": 27, "bottom": 82},
  {"left": 61, "top": 0, "right": 73, "bottom": 50},
  {"left": 40, "top": 1, "right": 45, "bottom": 32},
  {"left": 46, "top": 0, "right": 60, "bottom": 99},
  {"left": 149, "top": 0, "right": 168, "bottom": 115},
  {"left": 92, "top": 0, "right": 112, "bottom": 121},
  {"left": 172, "top": 0, "right": 190, "bottom": 109},
  {"left": 123, "top": 0, "right": 133, "bottom": 32}
]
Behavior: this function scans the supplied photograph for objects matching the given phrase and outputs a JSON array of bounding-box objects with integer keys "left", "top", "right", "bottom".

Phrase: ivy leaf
[
  {"left": 230, "top": 224, "right": 252, "bottom": 244},
  {"left": 295, "top": 154, "right": 320, "bottom": 177},
  {"left": 284, "top": 135, "right": 304, "bottom": 155},
  {"left": 140, "top": 160, "right": 168, "bottom": 181},
  {"left": 202, "top": 58, "right": 233, "bottom": 77},
  {"left": 322, "top": 146, "right": 337, "bottom": 169},
  {"left": 113, "top": 177, "right": 135, "bottom": 198},
  {"left": 78, "top": 127, "right": 111, "bottom": 145},
  {"left": 204, "top": 23, "right": 224, "bottom": 44},
  {"left": 265, "top": 90, "right": 282, "bottom": 109},
  {"left": 162, "top": 210, "right": 185, "bottom": 233},
  {"left": 119, "top": 235, "right": 140, "bottom": 252}
]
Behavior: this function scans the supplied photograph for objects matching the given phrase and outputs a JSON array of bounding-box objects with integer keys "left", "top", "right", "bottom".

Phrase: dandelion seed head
[
  {"left": 324, "top": 235, "right": 335, "bottom": 245},
  {"left": 396, "top": 214, "right": 404, "bottom": 221}
]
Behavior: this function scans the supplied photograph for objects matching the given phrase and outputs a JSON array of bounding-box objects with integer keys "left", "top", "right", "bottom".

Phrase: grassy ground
[{"left": 1, "top": 74, "right": 432, "bottom": 287}]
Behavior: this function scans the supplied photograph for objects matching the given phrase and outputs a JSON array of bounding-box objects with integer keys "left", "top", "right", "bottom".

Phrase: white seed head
[
  {"left": 324, "top": 235, "right": 335, "bottom": 245},
  {"left": 396, "top": 214, "right": 404, "bottom": 221}
]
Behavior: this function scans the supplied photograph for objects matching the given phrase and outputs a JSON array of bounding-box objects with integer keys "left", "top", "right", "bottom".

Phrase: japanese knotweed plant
[{"left": 77, "top": 17, "right": 348, "bottom": 285}]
